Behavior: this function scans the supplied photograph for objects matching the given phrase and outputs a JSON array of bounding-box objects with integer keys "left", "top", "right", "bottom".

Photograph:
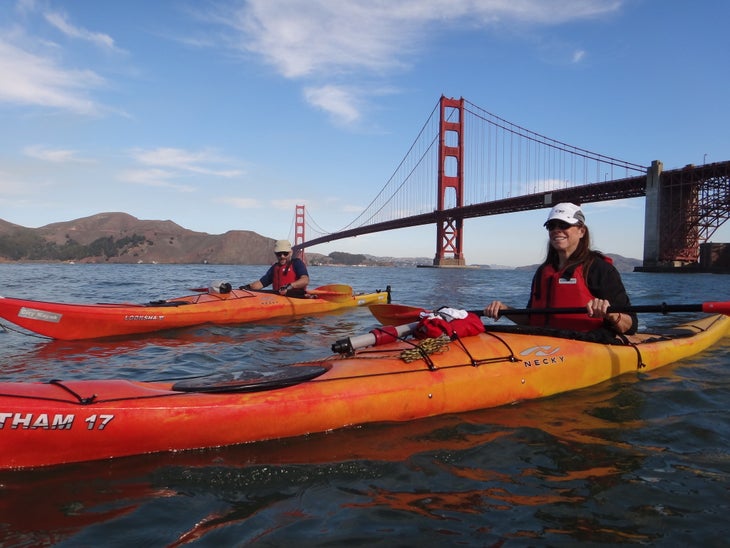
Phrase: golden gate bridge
[{"left": 293, "top": 96, "right": 730, "bottom": 270}]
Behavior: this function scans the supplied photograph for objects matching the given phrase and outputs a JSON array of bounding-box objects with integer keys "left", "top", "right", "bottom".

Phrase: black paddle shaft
[{"left": 490, "top": 303, "right": 705, "bottom": 317}]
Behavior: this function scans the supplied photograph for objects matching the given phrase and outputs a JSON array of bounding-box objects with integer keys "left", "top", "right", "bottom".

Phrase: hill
[
  {"left": 0, "top": 213, "right": 277, "bottom": 264},
  {"left": 514, "top": 254, "right": 642, "bottom": 273}
]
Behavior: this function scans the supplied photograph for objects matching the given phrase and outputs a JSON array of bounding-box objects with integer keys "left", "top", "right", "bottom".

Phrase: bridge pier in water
[
  {"left": 640, "top": 160, "right": 730, "bottom": 272},
  {"left": 642, "top": 160, "right": 663, "bottom": 267}
]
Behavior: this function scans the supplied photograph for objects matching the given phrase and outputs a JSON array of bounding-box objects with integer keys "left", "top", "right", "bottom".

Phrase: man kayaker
[
  {"left": 483, "top": 202, "right": 637, "bottom": 337},
  {"left": 240, "top": 239, "right": 310, "bottom": 297}
]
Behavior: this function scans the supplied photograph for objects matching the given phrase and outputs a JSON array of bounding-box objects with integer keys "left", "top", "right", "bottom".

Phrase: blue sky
[{"left": 1, "top": 0, "right": 728, "bottom": 266}]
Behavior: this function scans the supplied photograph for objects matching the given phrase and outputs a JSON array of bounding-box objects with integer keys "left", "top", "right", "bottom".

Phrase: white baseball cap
[
  {"left": 273, "top": 239, "right": 292, "bottom": 253},
  {"left": 544, "top": 203, "right": 585, "bottom": 226}
]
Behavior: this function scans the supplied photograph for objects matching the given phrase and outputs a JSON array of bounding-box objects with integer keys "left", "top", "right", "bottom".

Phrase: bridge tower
[
  {"left": 433, "top": 96, "right": 466, "bottom": 267},
  {"left": 294, "top": 204, "right": 306, "bottom": 262}
]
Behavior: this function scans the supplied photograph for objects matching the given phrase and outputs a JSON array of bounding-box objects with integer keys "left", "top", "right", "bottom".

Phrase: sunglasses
[
  {"left": 545, "top": 220, "right": 575, "bottom": 231},
  {"left": 275, "top": 251, "right": 290, "bottom": 257}
]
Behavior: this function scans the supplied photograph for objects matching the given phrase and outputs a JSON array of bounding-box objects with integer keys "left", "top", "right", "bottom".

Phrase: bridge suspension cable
[
  {"left": 300, "top": 96, "right": 649, "bottom": 245},
  {"left": 302, "top": 98, "right": 443, "bottom": 242},
  {"left": 462, "top": 99, "right": 647, "bottom": 206}
]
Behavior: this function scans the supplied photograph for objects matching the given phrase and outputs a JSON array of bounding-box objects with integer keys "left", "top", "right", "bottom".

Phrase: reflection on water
[{"left": 0, "top": 265, "right": 728, "bottom": 545}]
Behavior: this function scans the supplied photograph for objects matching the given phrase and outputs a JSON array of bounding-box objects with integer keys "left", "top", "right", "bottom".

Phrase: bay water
[{"left": 0, "top": 264, "right": 728, "bottom": 546}]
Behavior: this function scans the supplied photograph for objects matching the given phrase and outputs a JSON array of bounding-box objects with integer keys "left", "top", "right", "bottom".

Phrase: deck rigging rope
[{"left": 400, "top": 335, "right": 451, "bottom": 364}]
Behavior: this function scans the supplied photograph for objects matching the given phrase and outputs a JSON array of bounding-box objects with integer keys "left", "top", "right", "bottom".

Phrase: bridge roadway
[
  {"left": 296, "top": 173, "right": 648, "bottom": 249},
  {"left": 296, "top": 160, "right": 730, "bottom": 252}
]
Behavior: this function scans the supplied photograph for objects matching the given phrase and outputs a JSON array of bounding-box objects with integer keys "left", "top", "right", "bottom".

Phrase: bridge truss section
[{"left": 659, "top": 161, "right": 730, "bottom": 263}]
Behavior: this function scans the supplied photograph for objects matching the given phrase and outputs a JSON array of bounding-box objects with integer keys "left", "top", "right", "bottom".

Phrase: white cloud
[
  {"left": 43, "top": 10, "right": 125, "bottom": 53},
  {"left": 304, "top": 85, "right": 361, "bottom": 125},
  {"left": 226, "top": 197, "right": 263, "bottom": 209},
  {"left": 227, "top": 0, "right": 417, "bottom": 79},
  {"left": 228, "top": 0, "right": 620, "bottom": 78},
  {"left": 572, "top": 49, "right": 586, "bottom": 63},
  {"left": 118, "top": 168, "right": 196, "bottom": 192},
  {"left": 0, "top": 38, "right": 104, "bottom": 114},
  {"left": 270, "top": 198, "right": 305, "bottom": 211},
  {"left": 207, "top": 0, "right": 623, "bottom": 126},
  {"left": 130, "top": 147, "right": 244, "bottom": 178},
  {"left": 23, "top": 145, "right": 92, "bottom": 163},
  {"left": 121, "top": 147, "right": 245, "bottom": 193}
]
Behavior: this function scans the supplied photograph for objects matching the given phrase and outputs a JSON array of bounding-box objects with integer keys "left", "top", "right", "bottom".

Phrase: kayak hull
[
  {"left": 0, "top": 286, "right": 389, "bottom": 340},
  {"left": 1, "top": 314, "right": 727, "bottom": 470}
]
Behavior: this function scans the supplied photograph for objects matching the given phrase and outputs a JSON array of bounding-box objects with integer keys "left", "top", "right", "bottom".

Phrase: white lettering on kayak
[
  {"left": 0, "top": 412, "right": 74, "bottom": 429},
  {"left": 518, "top": 345, "right": 565, "bottom": 368},
  {"left": 84, "top": 414, "right": 114, "bottom": 430},
  {"left": 123, "top": 315, "right": 166, "bottom": 321},
  {"left": 0, "top": 412, "right": 114, "bottom": 430},
  {"left": 18, "top": 307, "right": 62, "bottom": 323}
]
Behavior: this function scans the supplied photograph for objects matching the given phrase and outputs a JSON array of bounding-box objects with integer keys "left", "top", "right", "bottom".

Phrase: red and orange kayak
[
  {"left": 0, "top": 284, "right": 390, "bottom": 340},
  {"left": 1, "top": 313, "right": 727, "bottom": 470}
]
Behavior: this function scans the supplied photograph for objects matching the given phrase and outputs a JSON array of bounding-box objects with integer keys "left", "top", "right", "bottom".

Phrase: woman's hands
[
  {"left": 484, "top": 301, "right": 508, "bottom": 319},
  {"left": 587, "top": 298, "right": 626, "bottom": 332}
]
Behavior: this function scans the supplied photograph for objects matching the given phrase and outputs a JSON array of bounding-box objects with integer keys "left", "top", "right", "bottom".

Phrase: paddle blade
[
  {"left": 306, "top": 284, "right": 354, "bottom": 302},
  {"left": 369, "top": 303, "right": 426, "bottom": 325},
  {"left": 702, "top": 301, "right": 730, "bottom": 314},
  {"left": 315, "top": 284, "right": 353, "bottom": 294}
]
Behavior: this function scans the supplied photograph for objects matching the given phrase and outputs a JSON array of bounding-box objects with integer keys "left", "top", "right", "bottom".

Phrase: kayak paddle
[
  {"left": 306, "top": 284, "right": 354, "bottom": 301},
  {"left": 369, "top": 302, "right": 730, "bottom": 326},
  {"left": 188, "top": 283, "right": 354, "bottom": 300}
]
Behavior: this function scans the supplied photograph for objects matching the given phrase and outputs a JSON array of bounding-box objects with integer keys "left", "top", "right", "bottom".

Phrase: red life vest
[
  {"left": 528, "top": 259, "right": 610, "bottom": 331},
  {"left": 272, "top": 262, "right": 298, "bottom": 290}
]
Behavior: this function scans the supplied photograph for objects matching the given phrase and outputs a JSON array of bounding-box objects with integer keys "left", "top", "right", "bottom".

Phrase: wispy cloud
[
  {"left": 271, "top": 198, "right": 306, "bottom": 211},
  {"left": 229, "top": 0, "right": 416, "bottom": 79},
  {"left": 207, "top": 0, "right": 623, "bottom": 126},
  {"left": 43, "top": 10, "right": 126, "bottom": 53},
  {"left": 118, "top": 168, "right": 196, "bottom": 192},
  {"left": 23, "top": 145, "right": 93, "bottom": 163},
  {"left": 572, "top": 49, "right": 587, "bottom": 63},
  {"left": 130, "top": 147, "right": 244, "bottom": 178},
  {"left": 226, "top": 197, "right": 263, "bottom": 209},
  {"left": 0, "top": 38, "right": 104, "bottom": 114},
  {"left": 304, "top": 85, "right": 361, "bottom": 126},
  {"left": 121, "top": 147, "right": 245, "bottom": 192},
  {"left": 0, "top": 1, "right": 127, "bottom": 115}
]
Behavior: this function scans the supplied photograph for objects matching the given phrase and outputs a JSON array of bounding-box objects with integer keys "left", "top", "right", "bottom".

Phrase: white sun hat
[{"left": 544, "top": 203, "right": 585, "bottom": 226}]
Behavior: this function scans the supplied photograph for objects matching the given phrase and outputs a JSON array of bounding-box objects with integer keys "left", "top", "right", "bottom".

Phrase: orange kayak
[
  {"left": 1, "top": 314, "right": 727, "bottom": 470},
  {"left": 0, "top": 284, "right": 390, "bottom": 340}
]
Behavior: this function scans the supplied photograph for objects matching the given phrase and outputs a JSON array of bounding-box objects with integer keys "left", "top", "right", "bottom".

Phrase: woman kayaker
[
  {"left": 240, "top": 239, "right": 310, "bottom": 297},
  {"left": 484, "top": 202, "right": 637, "bottom": 337}
]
